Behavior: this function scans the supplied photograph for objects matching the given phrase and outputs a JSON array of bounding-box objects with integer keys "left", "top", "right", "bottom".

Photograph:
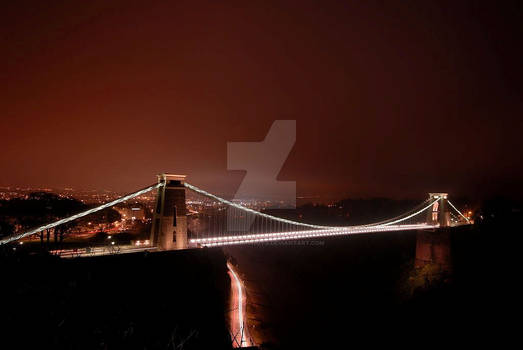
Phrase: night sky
[{"left": 2, "top": 1, "right": 522, "bottom": 200}]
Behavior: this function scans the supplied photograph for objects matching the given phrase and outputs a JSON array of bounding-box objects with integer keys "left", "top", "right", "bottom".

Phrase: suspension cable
[
  {"left": 377, "top": 199, "right": 438, "bottom": 226},
  {"left": 0, "top": 183, "right": 162, "bottom": 245},
  {"left": 184, "top": 182, "right": 327, "bottom": 229},
  {"left": 360, "top": 198, "right": 432, "bottom": 227},
  {"left": 185, "top": 182, "right": 437, "bottom": 230},
  {"left": 447, "top": 200, "right": 471, "bottom": 223}
]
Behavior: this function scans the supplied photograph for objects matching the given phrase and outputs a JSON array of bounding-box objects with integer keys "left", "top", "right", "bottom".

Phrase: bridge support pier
[
  {"left": 415, "top": 230, "right": 451, "bottom": 269},
  {"left": 150, "top": 174, "right": 188, "bottom": 250}
]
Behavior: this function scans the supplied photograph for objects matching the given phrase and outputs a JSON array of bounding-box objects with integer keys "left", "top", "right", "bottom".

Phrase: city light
[{"left": 0, "top": 183, "right": 162, "bottom": 245}]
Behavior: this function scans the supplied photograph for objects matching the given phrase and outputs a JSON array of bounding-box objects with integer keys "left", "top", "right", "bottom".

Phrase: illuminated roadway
[
  {"left": 190, "top": 223, "right": 436, "bottom": 247},
  {"left": 227, "top": 262, "right": 252, "bottom": 348}
]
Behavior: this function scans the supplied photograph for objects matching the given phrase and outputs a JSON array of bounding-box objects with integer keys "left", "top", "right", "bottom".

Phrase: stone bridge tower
[
  {"left": 426, "top": 193, "right": 450, "bottom": 227},
  {"left": 150, "top": 174, "right": 188, "bottom": 250}
]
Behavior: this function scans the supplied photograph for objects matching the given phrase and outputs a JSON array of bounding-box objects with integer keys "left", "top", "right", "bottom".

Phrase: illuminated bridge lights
[
  {"left": 1, "top": 179, "right": 469, "bottom": 248},
  {"left": 186, "top": 182, "right": 440, "bottom": 231},
  {"left": 191, "top": 224, "right": 436, "bottom": 247}
]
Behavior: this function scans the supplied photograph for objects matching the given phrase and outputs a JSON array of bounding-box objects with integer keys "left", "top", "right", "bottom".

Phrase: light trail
[{"left": 227, "top": 262, "right": 251, "bottom": 347}]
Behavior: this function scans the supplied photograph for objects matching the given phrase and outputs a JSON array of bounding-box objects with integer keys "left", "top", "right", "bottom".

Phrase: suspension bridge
[
  {"left": 0, "top": 174, "right": 471, "bottom": 250},
  {"left": 0, "top": 173, "right": 472, "bottom": 349}
]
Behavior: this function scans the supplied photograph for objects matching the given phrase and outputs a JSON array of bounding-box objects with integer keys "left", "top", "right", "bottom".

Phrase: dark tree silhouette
[
  {"left": 0, "top": 221, "right": 14, "bottom": 238},
  {"left": 0, "top": 192, "right": 86, "bottom": 247}
]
